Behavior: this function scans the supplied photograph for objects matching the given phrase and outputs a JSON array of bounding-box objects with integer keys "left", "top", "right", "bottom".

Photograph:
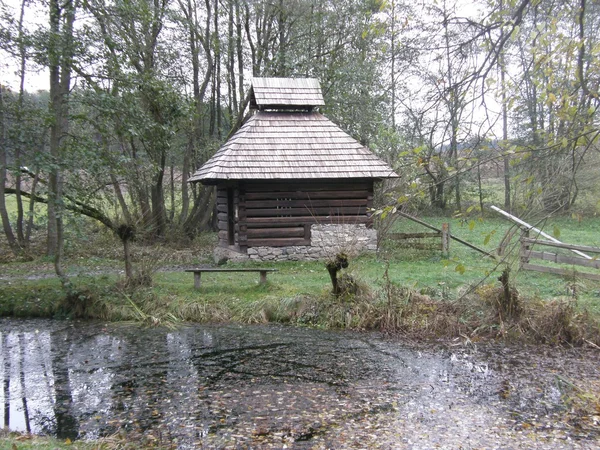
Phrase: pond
[{"left": 0, "top": 319, "right": 598, "bottom": 448}]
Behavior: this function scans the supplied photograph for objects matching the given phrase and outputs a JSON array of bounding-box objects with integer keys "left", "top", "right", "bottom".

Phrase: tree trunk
[
  {"left": 150, "top": 163, "right": 167, "bottom": 237},
  {"left": 169, "top": 161, "right": 175, "bottom": 222},
  {"left": 477, "top": 160, "right": 484, "bottom": 216},
  {"left": 500, "top": 0, "right": 511, "bottom": 212},
  {"left": 0, "top": 87, "right": 20, "bottom": 255},
  {"left": 390, "top": 0, "right": 396, "bottom": 129},
  {"left": 47, "top": 0, "right": 62, "bottom": 257},
  {"left": 430, "top": 181, "right": 446, "bottom": 210},
  {"left": 228, "top": 0, "right": 238, "bottom": 115},
  {"left": 15, "top": 0, "right": 28, "bottom": 247},
  {"left": 277, "top": 0, "right": 286, "bottom": 74},
  {"left": 236, "top": 0, "right": 244, "bottom": 113},
  {"left": 25, "top": 169, "right": 40, "bottom": 243},
  {"left": 124, "top": 237, "right": 132, "bottom": 279},
  {"left": 110, "top": 172, "right": 133, "bottom": 225},
  {"left": 215, "top": 0, "right": 222, "bottom": 137},
  {"left": 183, "top": 186, "right": 215, "bottom": 237},
  {"left": 48, "top": 0, "right": 74, "bottom": 286},
  {"left": 180, "top": 141, "right": 191, "bottom": 224},
  {"left": 117, "top": 225, "right": 135, "bottom": 280}
]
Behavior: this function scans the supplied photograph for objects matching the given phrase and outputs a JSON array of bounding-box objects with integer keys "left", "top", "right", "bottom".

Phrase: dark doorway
[{"left": 227, "top": 188, "right": 235, "bottom": 245}]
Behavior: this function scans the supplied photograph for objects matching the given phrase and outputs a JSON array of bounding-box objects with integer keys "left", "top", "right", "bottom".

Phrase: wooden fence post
[
  {"left": 441, "top": 222, "right": 450, "bottom": 257},
  {"left": 520, "top": 229, "right": 530, "bottom": 269}
]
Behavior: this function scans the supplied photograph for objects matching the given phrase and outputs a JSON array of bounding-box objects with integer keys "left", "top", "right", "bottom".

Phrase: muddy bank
[{"left": 0, "top": 319, "right": 598, "bottom": 449}]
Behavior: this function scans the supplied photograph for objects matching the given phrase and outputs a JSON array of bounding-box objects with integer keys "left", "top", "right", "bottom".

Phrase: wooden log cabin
[{"left": 189, "top": 77, "right": 398, "bottom": 262}]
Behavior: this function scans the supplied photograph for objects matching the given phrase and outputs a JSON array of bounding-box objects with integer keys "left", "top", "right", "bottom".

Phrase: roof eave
[{"left": 189, "top": 172, "right": 399, "bottom": 184}]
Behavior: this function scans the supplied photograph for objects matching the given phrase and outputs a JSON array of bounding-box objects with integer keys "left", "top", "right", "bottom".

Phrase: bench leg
[
  {"left": 259, "top": 271, "right": 267, "bottom": 285},
  {"left": 194, "top": 272, "right": 202, "bottom": 289}
]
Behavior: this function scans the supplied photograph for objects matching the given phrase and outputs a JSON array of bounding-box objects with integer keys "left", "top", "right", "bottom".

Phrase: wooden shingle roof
[
  {"left": 249, "top": 77, "right": 325, "bottom": 109},
  {"left": 189, "top": 110, "right": 398, "bottom": 182}
]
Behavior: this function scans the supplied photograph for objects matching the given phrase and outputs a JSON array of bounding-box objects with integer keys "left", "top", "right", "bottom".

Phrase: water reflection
[{"left": 0, "top": 319, "right": 595, "bottom": 448}]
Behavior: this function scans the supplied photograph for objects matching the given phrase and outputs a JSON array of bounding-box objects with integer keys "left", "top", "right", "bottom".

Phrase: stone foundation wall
[{"left": 218, "top": 224, "right": 377, "bottom": 262}]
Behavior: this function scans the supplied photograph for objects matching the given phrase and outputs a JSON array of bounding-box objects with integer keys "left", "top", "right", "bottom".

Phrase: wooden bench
[{"left": 185, "top": 268, "right": 278, "bottom": 289}]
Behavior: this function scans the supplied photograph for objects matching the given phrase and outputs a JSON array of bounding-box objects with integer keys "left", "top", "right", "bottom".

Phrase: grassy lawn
[
  {"left": 384, "top": 214, "right": 600, "bottom": 307},
  {"left": 1, "top": 214, "right": 599, "bottom": 330}
]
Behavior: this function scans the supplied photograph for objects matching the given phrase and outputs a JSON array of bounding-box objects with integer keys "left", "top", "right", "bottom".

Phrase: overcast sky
[{"left": 1, "top": 0, "right": 49, "bottom": 92}]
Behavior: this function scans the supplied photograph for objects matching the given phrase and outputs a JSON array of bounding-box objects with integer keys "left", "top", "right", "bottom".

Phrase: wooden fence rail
[
  {"left": 520, "top": 233, "right": 600, "bottom": 281},
  {"left": 388, "top": 223, "right": 450, "bottom": 257}
]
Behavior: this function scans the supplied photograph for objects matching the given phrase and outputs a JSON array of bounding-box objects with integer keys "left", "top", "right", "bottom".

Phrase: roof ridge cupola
[{"left": 249, "top": 77, "right": 325, "bottom": 112}]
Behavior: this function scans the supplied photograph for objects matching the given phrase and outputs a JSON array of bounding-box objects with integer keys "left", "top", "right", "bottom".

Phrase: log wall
[{"left": 216, "top": 180, "right": 374, "bottom": 249}]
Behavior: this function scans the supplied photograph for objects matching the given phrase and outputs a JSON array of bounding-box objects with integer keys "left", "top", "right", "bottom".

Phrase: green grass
[
  {"left": 0, "top": 437, "right": 95, "bottom": 450},
  {"left": 383, "top": 214, "right": 600, "bottom": 313},
  {"left": 4, "top": 194, "right": 48, "bottom": 220},
  {"left": 0, "top": 430, "right": 161, "bottom": 449},
  {"left": 1, "top": 214, "right": 599, "bottom": 329}
]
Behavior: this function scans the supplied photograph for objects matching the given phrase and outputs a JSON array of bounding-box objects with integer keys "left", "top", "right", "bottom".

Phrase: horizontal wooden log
[
  {"left": 247, "top": 237, "right": 311, "bottom": 247},
  {"left": 246, "top": 206, "right": 367, "bottom": 217},
  {"left": 521, "top": 263, "right": 600, "bottom": 281},
  {"left": 388, "top": 232, "right": 441, "bottom": 239},
  {"left": 245, "top": 222, "right": 306, "bottom": 228},
  {"left": 245, "top": 198, "right": 367, "bottom": 208},
  {"left": 244, "top": 190, "right": 371, "bottom": 201},
  {"left": 523, "top": 250, "right": 600, "bottom": 269},
  {"left": 217, "top": 204, "right": 228, "bottom": 213},
  {"left": 243, "top": 181, "right": 372, "bottom": 192},
  {"left": 393, "top": 243, "right": 441, "bottom": 250},
  {"left": 521, "top": 238, "right": 600, "bottom": 254},
  {"left": 247, "top": 227, "right": 305, "bottom": 238},
  {"left": 218, "top": 220, "right": 228, "bottom": 230},
  {"left": 245, "top": 216, "right": 371, "bottom": 226},
  {"left": 185, "top": 268, "right": 278, "bottom": 273}
]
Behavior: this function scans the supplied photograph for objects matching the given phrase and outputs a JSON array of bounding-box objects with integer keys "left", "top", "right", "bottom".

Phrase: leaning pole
[{"left": 489, "top": 205, "right": 592, "bottom": 260}]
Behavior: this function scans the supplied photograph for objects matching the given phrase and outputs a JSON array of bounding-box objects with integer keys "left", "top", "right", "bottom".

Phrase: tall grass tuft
[
  {"left": 56, "top": 287, "right": 109, "bottom": 319},
  {"left": 521, "top": 298, "right": 600, "bottom": 345}
]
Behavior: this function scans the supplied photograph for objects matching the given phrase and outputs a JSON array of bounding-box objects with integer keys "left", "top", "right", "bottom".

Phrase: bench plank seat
[{"left": 185, "top": 268, "right": 278, "bottom": 289}]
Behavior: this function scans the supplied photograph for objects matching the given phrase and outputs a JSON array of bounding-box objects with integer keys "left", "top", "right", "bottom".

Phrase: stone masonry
[{"left": 214, "top": 224, "right": 377, "bottom": 262}]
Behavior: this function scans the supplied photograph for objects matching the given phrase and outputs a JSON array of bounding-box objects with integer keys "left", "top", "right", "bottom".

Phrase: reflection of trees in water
[
  {"left": 2, "top": 332, "right": 10, "bottom": 428},
  {"left": 2, "top": 330, "right": 54, "bottom": 434},
  {"left": 50, "top": 329, "right": 79, "bottom": 439},
  {"left": 2, "top": 324, "right": 354, "bottom": 440},
  {"left": 2, "top": 333, "right": 33, "bottom": 432},
  {"left": 1, "top": 323, "right": 385, "bottom": 445},
  {"left": 2, "top": 326, "right": 129, "bottom": 439},
  {"left": 102, "top": 328, "right": 170, "bottom": 436},
  {"left": 19, "top": 334, "right": 31, "bottom": 433},
  {"left": 68, "top": 332, "right": 123, "bottom": 439}
]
